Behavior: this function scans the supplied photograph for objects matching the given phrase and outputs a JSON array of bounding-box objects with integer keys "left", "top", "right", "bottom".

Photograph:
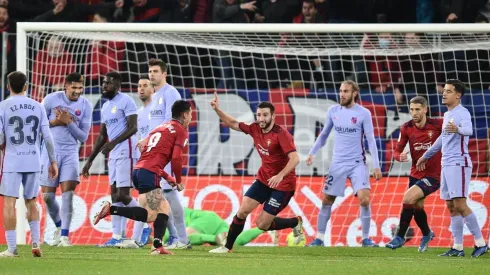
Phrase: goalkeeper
[{"left": 161, "top": 208, "right": 277, "bottom": 246}]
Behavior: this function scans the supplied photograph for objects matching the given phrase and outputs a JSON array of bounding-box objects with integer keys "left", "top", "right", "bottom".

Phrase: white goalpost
[{"left": 14, "top": 22, "right": 490, "bottom": 247}]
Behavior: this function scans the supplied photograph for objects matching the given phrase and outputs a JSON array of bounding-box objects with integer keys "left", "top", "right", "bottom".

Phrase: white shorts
[
  {"left": 440, "top": 166, "right": 472, "bottom": 200},
  {"left": 324, "top": 162, "right": 370, "bottom": 197},
  {"left": 0, "top": 172, "right": 40, "bottom": 199},
  {"left": 40, "top": 154, "right": 80, "bottom": 187},
  {"left": 108, "top": 158, "right": 137, "bottom": 188}
]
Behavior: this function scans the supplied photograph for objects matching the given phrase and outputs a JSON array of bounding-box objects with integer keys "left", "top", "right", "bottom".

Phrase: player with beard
[
  {"left": 306, "top": 80, "right": 382, "bottom": 247},
  {"left": 82, "top": 71, "right": 143, "bottom": 247},
  {"left": 209, "top": 94, "right": 304, "bottom": 254}
]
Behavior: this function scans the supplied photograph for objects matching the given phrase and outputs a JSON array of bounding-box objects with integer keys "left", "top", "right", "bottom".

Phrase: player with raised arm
[
  {"left": 81, "top": 71, "right": 142, "bottom": 248},
  {"left": 93, "top": 100, "right": 193, "bottom": 256},
  {"left": 386, "top": 96, "right": 442, "bottom": 251},
  {"left": 0, "top": 71, "right": 58, "bottom": 257},
  {"left": 417, "top": 79, "right": 488, "bottom": 257},
  {"left": 306, "top": 80, "right": 382, "bottom": 247},
  {"left": 209, "top": 94, "right": 303, "bottom": 254},
  {"left": 117, "top": 75, "right": 154, "bottom": 249},
  {"left": 146, "top": 58, "right": 189, "bottom": 249},
  {"left": 40, "top": 72, "right": 93, "bottom": 247}
]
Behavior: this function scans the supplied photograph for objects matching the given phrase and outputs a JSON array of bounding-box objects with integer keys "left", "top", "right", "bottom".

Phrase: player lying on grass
[
  {"left": 386, "top": 96, "right": 442, "bottom": 251},
  {"left": 160, "top": 208, "right": 279, "bottom": 247},
  {"left": 93, "top": 100, "right": 192, "bottom": 255},
  {"left": 209, "top": 93, "right": 304, "bottom": 254}
]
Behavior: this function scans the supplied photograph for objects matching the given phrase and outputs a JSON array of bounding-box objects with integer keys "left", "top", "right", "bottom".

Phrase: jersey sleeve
[
  {"left": 163, "top": 88, "right": 182, "bottom": 123},
  {"left": 309, "top": 107, "right": 334, "bottom": 155},
  {"left": 39, "top": 106, "right": 56, "bottom": 163},
  {"left": 238, "top": 122, "right": 252, "bottom": 135},
  {"left": 0, "top": 103, "right": 5, "bottom": 145},
  {"left": 394, "top": 124, "right": 409, "bottom": 161},
  {"left": 457, "top": 109, "right": 473, "bottom": 136},
  {"left": 124, "top": 95, "right": 138, "bottom": 117},
  {"left": 41, "top": 95, "right": 51, "bottom": 119},
  {"left": 67, "top": 100, "right": 93, "bottom": 143},
  {"left": 278, "top": 129, "right": 296, "bottom": 155},
  {"left": 175, "top": 127, "right": 189, "bottom": 148},
  {"left": 362, "top": 110, "right": 380, "bottom": 169}
]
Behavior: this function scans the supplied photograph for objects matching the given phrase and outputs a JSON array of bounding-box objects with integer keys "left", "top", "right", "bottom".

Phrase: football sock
[
  {"left": 166, "top": 213, "right": 178, "bottom": 240},
  {"left": 360, "top": 205, "right": 372, "bottom": 239},
  {"left": 110, "top": 205, "right": 148, "bottom": 222},
  {"left": 268, "top": 217, "right": 298, "bottom": 230},
  {"left": 235, "top": 228, "right": 263, "bottom": 246},
  {"left": 413, "top": 207, "right": 431, "bottom": 236},
  {"left": 166, "top": 190, "right": 189, "bottom": 243},
  {"left": 225, "top": 215, "right": 246, "bottom": 250},
  {"left": 43, "top": 192, "right": 61, "bottom": 227},
  {"left": 397, "top": 204, "right": 414, "bottom": 239},
  {"left": 61, "top": 191, "right": 74, "bottom": 237},
  {"left": 29, "top": 220, "right": 40, "bottom": 245},
  {"left": 316, "top": 204, "right": 332, "bottom": 240},
  {"left": 126, "top": 198, "right": 145, "bottom": 241},
  {"left": 450, "top": 215, "right": 464, "bottom": 250},
  {"left": 153, "top": 213, "right": 169, "bottom": 248},
  {"left": 6, "top": 230, "right": 16, "bottom": 253},
  {"left": 110, "top": 202, "right": 124, "bottom": 238},
  {"left": 463, "top": 212, "right": 486, "bottom": 247}
]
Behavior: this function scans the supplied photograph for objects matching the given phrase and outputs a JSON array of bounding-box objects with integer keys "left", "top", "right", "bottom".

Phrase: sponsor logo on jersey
[
  {"left": 257, "top": 144, "right": 269, "bottom": 156},
  {"left": 335, "top": 126, "right": 357, "bottom": 133},
  {"left": 105, "top": 118, "right": 119, "bottom": 126},
  {"left": 413, "top": 142, "right": 431, "bottom": 151}
]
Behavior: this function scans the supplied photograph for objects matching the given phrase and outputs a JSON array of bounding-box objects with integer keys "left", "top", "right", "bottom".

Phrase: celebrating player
[
  {"left": 117, "top": 75, "right": 155, "bottom": 249},
  {"left": 41, "top": 72, "right": 93, "bottom": 247},
  {"left": 146, "top": 58, "right": 189, "bottom": 249},
  {"left": 0, "top": 71, "right": 58, "bottom": 257},
  {"left": 82, "top": 71, "right": 143, "bottom": 247},
  {"left": 306, "top": 80, "right": 382, "bottom": 247},
  {"left": 386, "top": 96, "right": 442, "bottom": 251},
  {"left": 93, "top": 100, "right": 192, "bottom": 256},
  {"left": 417, "top": 79, "right": 488, "bottom": 257},
  {"left": 208, "top": 94, "right": 303, "bottom": 254}
]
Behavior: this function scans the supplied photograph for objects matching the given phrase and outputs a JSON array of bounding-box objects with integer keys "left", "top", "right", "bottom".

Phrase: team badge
[
  {"left": 267, "top": 139, "right": 271, "bottom": 147},
  {"left": 351, "top": 117, "right": 357, "bottom": 124},
  {"left": 75, "top": 109, "right": 81, "bottom": 116},
  {"left": 111, "top": 106, "right": 117, "bottom": 113},
  {"left": 428, "top": 131, "right": 433, "bottom": 138},
  {"left": 159, "top": 97, "right": 163, "bottom": 104}
]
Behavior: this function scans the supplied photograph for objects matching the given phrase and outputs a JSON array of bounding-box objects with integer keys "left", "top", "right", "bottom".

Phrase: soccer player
[
  {"left": 40, "top": 72, "right": 93, "bottom": 247},
  {"left": 93, "top": 100, "right": 193, "bottom": 255},
  {"left": 162, "top": 208, "right": 278, "bottom": 247},
  {"left": 417, "top": 79, "right": 488, "bottom": 257},
  {"left": 208, "top": 94, "right": 303, "bottom": 254},
  {"left": 386, "top": 96, "right": 442, "bottom": 251},
  {"left": 306, "top": 80, "right": 382, "bottom": 247},
  {"left": 0, "top": 71, "right": 58, "bottom": 257},
  {"left": 146, "top": 58, "right": 189, "bottom": 249},
  {"left": 81, "top": 71, "right": 142, "bottom": 247},
  {"left": 117, "top": 75, "right": 154, "bottom": 249}
]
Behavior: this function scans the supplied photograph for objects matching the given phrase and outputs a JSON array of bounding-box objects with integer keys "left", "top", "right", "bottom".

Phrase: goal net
[{"left": 12, "top": 23, "right": 490, "bottom": 247}]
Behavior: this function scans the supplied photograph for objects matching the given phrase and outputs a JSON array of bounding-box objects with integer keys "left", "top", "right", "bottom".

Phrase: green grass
[{"left": 0, "top": 245, "right": 489, "bottom": 275}]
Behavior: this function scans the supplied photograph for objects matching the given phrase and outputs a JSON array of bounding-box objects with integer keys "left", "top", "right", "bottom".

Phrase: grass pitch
[{"left": 0, "top": 245, "right": 488, "bottom": 275}]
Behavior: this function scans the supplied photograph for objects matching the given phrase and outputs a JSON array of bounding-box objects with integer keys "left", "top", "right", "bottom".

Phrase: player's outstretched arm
[
  {"left": 393, "top": 125, "right": 409, "bottom": 162},
  {"left": 306, "top": 108, "right": 334, "bottom": 165},
  {"left": 101, "top": 114, "right": 138, "bottom": 154},
  {"left": 362, "top": 111, "right": 382, "bottom": 180},
  {"left": 40, "top": 108, "right": 58, "bottom": 180},
  {"left": 417, "top": 135, "right": 442, "bottom": 171},
  {"left": 210, "top": 92, "right": 242, "bottom": 132}
]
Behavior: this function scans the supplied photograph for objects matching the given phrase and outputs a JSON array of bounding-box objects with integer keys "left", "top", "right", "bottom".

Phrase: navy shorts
[
  {"left": 132, "top": 169, "right": 160, "bottom": 194},
  {"left": 244, "top": 180, "right": 294, "bottom": 215},
  {"left": 408, "top": 176, "right": 440, "bottom": 197}
]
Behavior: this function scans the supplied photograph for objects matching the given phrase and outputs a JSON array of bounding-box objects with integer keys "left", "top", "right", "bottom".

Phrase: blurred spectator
[
  {"left": 212, "top": 0, "right": 252, "bottom": 23},
  {"left": 32, "top": 0, "right": 116, "bottom": 22},
  {"left": 0, "top": 3, "right": 15, "bottom": 98},
  {"left": 31, "top": 35, "right": 76, "bottom": 102},
  {"left": 7, "top": 0, "right": 52, "bottom": 22},
  {"left": 478, "top": 0, "right": 490, "bottom": 21},
  {"left": 441, "top": 0, "right": 486, "bottom": 23},
  {"left": 84, "top": 12, "right": 125, "bottom": 85},
  {"left": 113, "top": 0, "right": 178, "bottom": 22},
  {"left": 326, "top": 0, "right": 374, "bottom": 23},
  {"left": 292, "top": 0, "right": 324, "bottom": 23},
  {"left": 260, "top": 0, "right": 301, "bottom": 23}
]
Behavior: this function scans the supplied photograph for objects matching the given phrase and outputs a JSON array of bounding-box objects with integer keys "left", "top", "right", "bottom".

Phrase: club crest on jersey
[
  {"left": 428, "top": 131, "right": 433, "bottom": 138},
  {"left": 75, "top": 109, "right": 81, "bottom": 116},
  {"left": 158, "top": 97, "right": 163, "bottom": 105},
  {"left": 351, "top": 117, "right": 357, "bottom": 124},
  {"left": 267, "top": 139, "right": 271, "bottom": 147},
  {"left": 111, "top": 106, "right": 117, "bottom": 113}
]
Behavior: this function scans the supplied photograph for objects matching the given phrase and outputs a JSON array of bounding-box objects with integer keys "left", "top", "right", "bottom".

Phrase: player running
[
  {"left": 93, "top": 100, "right": 192, "bottom": 255},
  {"left": 306, "top": 80, "right": 382, "bottom": 247},
  {"left": 417, "top": 79, "right": 488, "bottom": 257},
  {"left": 386, "top": 96, "right": 442, "bottom": 251},
  {"left": 0, "top": 71, "right": 58, "bottom": 257},
  {"left": 208, "top": 94, "right": 303, "bottom": 254},
  {"left": 40, "top": 72, "right": 93, "bottom": 247}
]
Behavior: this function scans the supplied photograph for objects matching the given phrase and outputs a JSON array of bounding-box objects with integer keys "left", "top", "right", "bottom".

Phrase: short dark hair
[
  {"left": 148, "top": 58, "right": 168, "bottom": 73},
  {"left": 106, "top": 71, "right": 122, "bottom": 83},
  {"left": 172, "top": 100, "right": 191, "bottom": 119},
  {"left": 139, "top": 74, "right": 150, "bottom": 81},
  {"left": 303, "top": 0, "right": 315, "bottom": 5},
  {"left": 257, "top": 102, "right": 275, "bottom": 115},
  {"left": 409, "top": 96, "right": 428, "bottom": 107},
  {"left": 66, "top": 72, "right": 84, "bottom": 83},
  {"left": 445, "top": 79, "right": 465, "bottom": 97},
  {"left": 8, "top": 71, "right": 27, "bottom": 94}
]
